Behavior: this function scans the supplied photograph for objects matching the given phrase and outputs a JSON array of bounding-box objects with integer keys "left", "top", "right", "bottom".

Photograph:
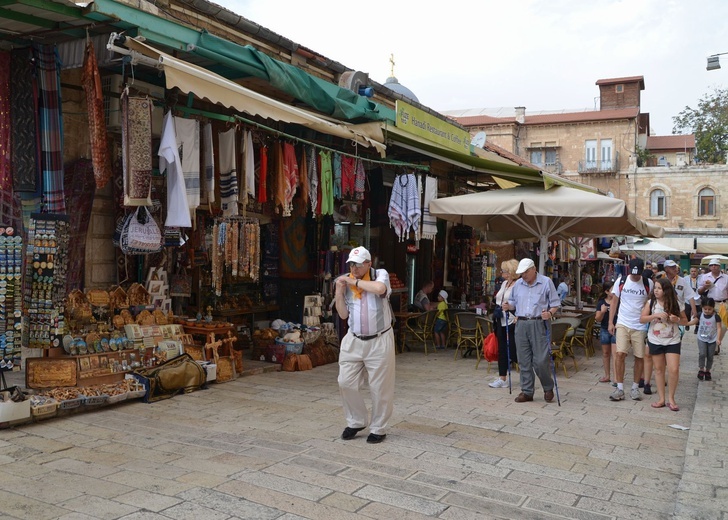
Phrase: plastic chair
[
  {"left": 453, "top": 312, "right": 481, "bottom": 360},
  {"left": 405, "top": 310, "right": 437, "bottom": 354},
  {"left": 551, "top": 321, "right": 578, "bottom": 377}
]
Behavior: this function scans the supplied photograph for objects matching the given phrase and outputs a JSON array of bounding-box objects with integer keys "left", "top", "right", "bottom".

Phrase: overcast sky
[{"left": 212, "top": 0, "right": 727, "bottom": 136}]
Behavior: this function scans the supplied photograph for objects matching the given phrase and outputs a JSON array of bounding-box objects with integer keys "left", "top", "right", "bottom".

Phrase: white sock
[
  {"left": 632, "top": 382, "right": 639, "bottom": 390},
  {"left": 617, "top": 383, "right": 623, "bottom": 390}
]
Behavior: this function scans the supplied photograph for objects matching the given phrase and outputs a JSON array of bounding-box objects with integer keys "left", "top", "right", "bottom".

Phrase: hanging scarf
[
  {"left": 202, "top": 122, "right": 215, "bottom": 204},
  {"left": 421, "top": 175, "right": 438, "bottom": 240},
  {"left": 341, "top": 156, "right": 355, "bottom": 199},
  {"left": 387, "top": 173, "right": 419, "bottom": 241},
  {"left": 257, "top": 144, "right": 268, "bottom": 203},
  {"left": 173, "top": 116, "right": 200, "bottom": 220},
  {"left": 218, "top": 128, "right": 238, "bottom": 216},
  {"left": 10, "top": 48, "right": 39, "bottom": 193},
  {"left": 282, "top": 141, "right": 299, "bottom": 216},
  {"left": 349, "top": 270, "right": 371, "bottom": 299},
  {"left": 243, "top": 130, "right": 255, "bottom": 198},
  {"left": 320, "top": 150, "right": 333, "bottom": 215},
  {"left": 159, "top": 112, "right": 190, "bottom": 227},
  {"left": 333, "top": 153, "right": 342, "bottom": 199},
  {"left": 81, "top": 39, "right": 112, "bottom": 190},
  {"left": 34, "top": 44, "right": 65, "bottom": 213},
  {"left": 299, "top": 146, "right": 309, "bottom": 207},
  {"left": 307, "top": 145, "right": 318, "bottom": 214},
  {"left": 354, "top": 158, "right": 365, "bottom": 200}
]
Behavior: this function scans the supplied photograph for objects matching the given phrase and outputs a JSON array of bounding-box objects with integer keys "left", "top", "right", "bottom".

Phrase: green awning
[
  {"left": 383, "top": 125, "right": 543, "bottom": 185},
  {"left": 193, "top": 31, "right": 395, "bottom": 123}
]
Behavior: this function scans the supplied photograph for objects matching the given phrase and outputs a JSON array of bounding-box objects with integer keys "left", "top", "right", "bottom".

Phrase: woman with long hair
[
  {"left": 488, "top": 259, "right": 520, "bottom": 388},
  {"left": 640, "top": 277, "right": 688, "bottom": 411},
  {"left": 595, "top": 280, "right": 616, "bottom": 383}
]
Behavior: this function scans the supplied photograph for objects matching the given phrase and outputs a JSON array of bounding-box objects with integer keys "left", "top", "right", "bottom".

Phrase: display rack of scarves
[
  {"left": 211, "top": 216, "right": 260, "bottom": 296},
  {"left": 387, "top": 172, "right": 421, "bottom": 242}
]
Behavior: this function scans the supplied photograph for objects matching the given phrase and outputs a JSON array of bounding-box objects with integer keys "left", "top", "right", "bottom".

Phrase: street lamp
[{"left": 707, "top": 52, "right": 728, "bottom": 71}]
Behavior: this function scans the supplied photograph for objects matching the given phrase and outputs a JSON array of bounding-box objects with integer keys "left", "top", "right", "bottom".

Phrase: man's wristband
[{"left": 356, "top": 279, "right": 360, "bottom": 288}]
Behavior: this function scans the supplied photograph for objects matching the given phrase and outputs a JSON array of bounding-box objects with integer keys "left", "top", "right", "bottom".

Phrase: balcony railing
[{"left": 578, "top": 151, "right": 620, "bottom": 173}]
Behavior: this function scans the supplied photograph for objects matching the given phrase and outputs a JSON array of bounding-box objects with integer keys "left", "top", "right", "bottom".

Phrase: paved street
[{"left": 0, "top": 330, "right": 724, "bottom": 520}]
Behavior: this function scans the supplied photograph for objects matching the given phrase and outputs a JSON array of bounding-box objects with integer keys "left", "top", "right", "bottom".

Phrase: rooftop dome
[{"left": 383, "top": 75, "right": 419, "bottom": 103}]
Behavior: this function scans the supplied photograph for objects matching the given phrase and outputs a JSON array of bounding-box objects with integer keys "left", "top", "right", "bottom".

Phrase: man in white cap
[
  {"left": 334, "top": 246, "right": 395, "bottom": 444},
  {"left": 697, "top": 258, "right": 728, "bottom": 351},
  {"left": 642, "top": 259, "right": 698, "bottom": 394},
  {"left": 502, "top": 258, "right": 561, "bottom": 403}
]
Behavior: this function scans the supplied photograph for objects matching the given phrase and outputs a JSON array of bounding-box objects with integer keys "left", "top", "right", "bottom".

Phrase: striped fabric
[
  {"left": 173, "top": 116, "right": 200, "bottom": 218},
  {"left": 421, "top": 175, "right": 438, "bottom": 240},
  {"left": 307, "top": 145, "right": 318, "bottom": 214},
  {"left": 34, "top": 44, "right": 65, "bottom": 213},
  {"left": 218, "top": 128, "right": 238, "bottom": 216},
  {"left": 10, "top": 48, "right": 39, "bottom": 193},
  {"left": 202, "top": 123, "right": 215, "bottom": 203}
]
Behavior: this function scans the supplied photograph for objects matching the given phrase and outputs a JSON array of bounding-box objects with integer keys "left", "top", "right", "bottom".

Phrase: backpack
[{"left": 483, "top": 332, "right": 499, "bottom": 362}]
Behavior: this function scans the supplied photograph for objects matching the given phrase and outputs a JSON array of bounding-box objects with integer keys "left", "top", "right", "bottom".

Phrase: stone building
[{"left": 447, "top": 76, "right": 727, "bottom": 256}]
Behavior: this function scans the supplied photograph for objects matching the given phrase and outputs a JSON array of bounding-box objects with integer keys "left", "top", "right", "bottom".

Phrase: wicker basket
[
  {"left": 59, "top": 397, "right": 84, "bottom": 410},
  {"left": 216, "top": 356, "right": 235, "bottom": 383},
  {"left": 107, "top": 392, "right": 128, "bottom": 405},
  {"left": 83, "top": 394, "right": 109, "bottom": 406},
  {"left": 184, "top": 344, "right": 204, "bottom": 361},
  {"left": 31, "top": 400, "right": 58, "bottom": 420}
]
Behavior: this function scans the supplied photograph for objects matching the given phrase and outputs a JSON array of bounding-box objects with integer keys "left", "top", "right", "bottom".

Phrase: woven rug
[
  {"left": 81, "top": 39, "right": 112, "bottom": 189},
  {"left": 122, "top": 95, "right": 153, "bottom": 205},
  {"left": 10, "top": 48, "right": 39, "bottom": 193},
  {"left": 64, "top": 159, "right": 96, "bottom": 292},
  {"left": 34, "top": 44, "right": 65, "bottom": 213}
]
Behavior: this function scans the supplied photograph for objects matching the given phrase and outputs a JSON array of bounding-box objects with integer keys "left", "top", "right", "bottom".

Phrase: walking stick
[
  {"left": 505, "top": 310, "right": 512, "bottom": 394},
  {"left": 544, "top": 316, "right": 561, "bottom": 406}
]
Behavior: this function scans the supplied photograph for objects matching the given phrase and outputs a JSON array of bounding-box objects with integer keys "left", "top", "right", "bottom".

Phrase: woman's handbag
[{"left": 483, "top": 332, "right": 499, "bottom": 362}]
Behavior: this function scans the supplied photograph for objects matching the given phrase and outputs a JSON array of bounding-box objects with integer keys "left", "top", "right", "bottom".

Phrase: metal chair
[
  {"left": 453, "top": 312, "right": 481, "bottom": 361},
  {"left": 404, "top": 310, "right": 437, "bottom": 354},
  {"left": 551, "top": 321, "right": 578, "bottom": 377}
]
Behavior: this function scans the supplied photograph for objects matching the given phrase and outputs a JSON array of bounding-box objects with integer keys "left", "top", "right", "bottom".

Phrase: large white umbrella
[
  {"left": 623, "top": 239, "right": 686, "bottom": 264},
  {"left": 429, "top": 186, "right": 663, "bottom": 307},
  {"left": 700, "top": 254, "right": 728, "bottom": 265}
]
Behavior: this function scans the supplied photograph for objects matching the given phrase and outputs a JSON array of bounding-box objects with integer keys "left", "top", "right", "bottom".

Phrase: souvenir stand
[{"left": 0, "top": 225, "right": 22, "bottom": 382}]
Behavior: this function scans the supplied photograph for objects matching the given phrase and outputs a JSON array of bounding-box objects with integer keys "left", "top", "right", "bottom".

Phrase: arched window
[
  {"left": 650, "top": 189, "right": 666, "bottom": 217},
  {"left": 699, "top": 188, "right": 715, "bottom": 216}
]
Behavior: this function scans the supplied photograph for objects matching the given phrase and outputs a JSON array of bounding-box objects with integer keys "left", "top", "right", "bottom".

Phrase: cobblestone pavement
[{"left": 0, "top": 330, "right": 724, "bottom": 520}]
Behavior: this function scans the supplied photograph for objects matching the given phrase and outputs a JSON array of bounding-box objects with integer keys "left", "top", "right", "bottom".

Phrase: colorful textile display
[
  {"left": 218, "top": 128, "right": 238, "bottom": 216},
  {"left": 281, "top": 142, "right": 299, "bottom": 217},
  {"left": 81, "top": 38, "right": 112, "bottom": 189},
  {"left": 63, "top": 159, "right": 95, "bottom": 293},
  {"left": 202, "top": 122, "right": 215, "bottom": 204},
  {"left": 388, "top": 173, "right": 421, "bottom": 241},
  {"left": 333, "top": 153, "right": 341, "bottom": 199},
  {"left": 174, "top": 116, "right": 200, "bottom": 220},
  {"left": 421, "top": 175, "right": 438, "bottom": 240},
  {"left": 34, "top": 44, "right": 65, "bottom": 213},
  {"left": 9, "top": 48, "right": 38, "bottom": 193},
  {"left": 0, "top": 51, "right": 17, "bottom": 228},
  {"left": 341, "top": 156, "right": 355, "bottom": 199},
  {"left": 354, "top": 158, "right": 366, "bottom": 200},
  {"left": 319, "top": 150, "right": 333, "bottom": 215},
  {"left": 211, "top": 217, "right": 260, "bottom": 295},
  {"left": 299, "top": 146, "right": 309, "bottom": 207},
  {"left": 121, "top": 95, "right": 153, "bottom": 206},
  {"left": 158, "top": 112, "right": 190, "bottom": 227},
  {"left": 257, "top": 144, "right": 268, "bottom": 203}
]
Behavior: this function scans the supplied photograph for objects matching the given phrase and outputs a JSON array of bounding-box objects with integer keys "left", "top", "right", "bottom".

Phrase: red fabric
[{"left": 257, "top": 145, "right": 268, "bottom": 202}]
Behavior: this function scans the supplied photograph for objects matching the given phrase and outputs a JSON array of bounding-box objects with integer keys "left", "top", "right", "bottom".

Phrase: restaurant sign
[{"left": 395, "top": 100, "right": 471, "bottom": 155}]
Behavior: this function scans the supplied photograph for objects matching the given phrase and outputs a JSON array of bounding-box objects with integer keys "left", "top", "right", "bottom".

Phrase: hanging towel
[
  {"left": 34, "top": 44, "right": 65, "bottom": 213},
  {"left": 81, "top": 39, "right": 112, "bottom": 190},
  {"left": 218, "top": 128, "right": 238, "bottom": 216},
  {"left": 341, "top": 156, "right": 355, "bottom": 198},
  {"left": 307, "top": 145, "right": 318, "bottom": 214},
  {"left": 273, "top": 141, "right": 287, "bottom": 215},
  {"left": 319, "top": 150, "right": 333, "bottom": 215},
  {"left": 173, "top": 116, "right": 200, "bottom": 219},
  {"left": 202, "top": 122, "right": 215, "bottom": 204},
  {"left": 243, "top": 130, "right": 255, "bottom": 198},
  {"left": 422, "top": 175, "right": 438, "bottom": 240},
  {"left": 159, "top": 112, "right": 191, "bottom": 227}
]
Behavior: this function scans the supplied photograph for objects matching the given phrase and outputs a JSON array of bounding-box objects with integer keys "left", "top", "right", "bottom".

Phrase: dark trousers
[{"left": 495, "top": 322, "right": 518, "bottom": 376}]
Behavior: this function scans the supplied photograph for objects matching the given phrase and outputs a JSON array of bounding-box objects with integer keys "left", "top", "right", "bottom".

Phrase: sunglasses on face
[{"left": 349, "top": 262, "right": 369, "bottom": 268}]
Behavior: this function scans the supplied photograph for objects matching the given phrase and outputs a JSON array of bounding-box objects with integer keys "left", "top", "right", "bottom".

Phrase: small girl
[
  {"left": 433, "top": 290, "right": 449, "bottom": 350},
  {"left": 640, "top": 277, "right": 688, "bottom": 411},
  {"left": 697, "top": 297, "right": 722, "bottom": 381}
]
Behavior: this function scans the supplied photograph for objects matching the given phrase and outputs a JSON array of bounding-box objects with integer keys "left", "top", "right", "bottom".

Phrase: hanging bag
[
  {"left": 483, "top": 332, "right": 499, "bottom": 362},
  {"left": 170, "top": 267, "right": 192, "bottom": 297},
  {"left": 121, "top": 206, "right": 163, "bottom": 255}
]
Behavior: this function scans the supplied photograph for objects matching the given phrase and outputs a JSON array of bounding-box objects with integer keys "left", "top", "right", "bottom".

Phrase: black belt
[
  {"left": 353, "top": 327, "right": 392, "bottom": 341},
  {"left": 516, "top": 316, "right": 543, "bottom": 320}
]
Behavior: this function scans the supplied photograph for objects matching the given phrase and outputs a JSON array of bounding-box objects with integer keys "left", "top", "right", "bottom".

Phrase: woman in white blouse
[{"left": 489, "top": 258, "right": 520, "bottom": 388}]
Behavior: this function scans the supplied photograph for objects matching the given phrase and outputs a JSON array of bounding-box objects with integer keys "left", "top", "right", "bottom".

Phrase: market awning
[
  {"left": 696, "top": 237, "right": 728, "bottom": 254},
  {"left": 657, "top": 237, "right": 696, "bottom": 253},
  {"left": 124, "top": 38, "right": 386, "bottom": 156},
  {"left": 381, "top": 124, "right": 544, "bottom": 186}
]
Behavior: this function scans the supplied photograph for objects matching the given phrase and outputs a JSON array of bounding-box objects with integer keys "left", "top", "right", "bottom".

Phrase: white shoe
[{"left": 488, "top": 378, "right": 508, "bottom": 388}]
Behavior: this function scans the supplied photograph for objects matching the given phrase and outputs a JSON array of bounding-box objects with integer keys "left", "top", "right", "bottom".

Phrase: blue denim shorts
[
  {"left": 600, "top": 327, "right": 616, "bottom": 345},
  {"left": 433, "top": 318, "right": 447, "bottom": 333}
]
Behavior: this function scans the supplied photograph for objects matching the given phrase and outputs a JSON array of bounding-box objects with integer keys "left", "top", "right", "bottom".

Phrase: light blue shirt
[
  {"left": 557, "top": 282, "right": 569, "bottom": 301},
  {"left": 508, "top": 273, "right": 561, "bottom": 318}
]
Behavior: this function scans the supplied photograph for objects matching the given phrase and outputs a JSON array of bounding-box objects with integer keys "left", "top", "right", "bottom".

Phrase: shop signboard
[{"left": 395, "top": 100, "right": 471, "bottom": 154}]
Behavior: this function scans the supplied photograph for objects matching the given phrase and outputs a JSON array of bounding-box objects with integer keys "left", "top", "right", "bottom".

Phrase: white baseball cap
[
  {"left": 515, "top": 258, "right": 535, "bottom": 274},
  {"left": 663, "top": 259, "right": 678, "bottom": 268},
  {"left": 438, "top": 290, "right": 448, "bottom": 301},
  {"left": 709, "top": 258, "right": 722, "bottom": 266},
  {"left": 346, "top": 247, "right": 371, "bottom": 264}
]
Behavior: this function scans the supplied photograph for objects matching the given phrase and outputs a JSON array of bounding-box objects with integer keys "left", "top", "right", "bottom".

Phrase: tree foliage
[{"left": 672, "top": 87, "right": 728, "bottom": 164}]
